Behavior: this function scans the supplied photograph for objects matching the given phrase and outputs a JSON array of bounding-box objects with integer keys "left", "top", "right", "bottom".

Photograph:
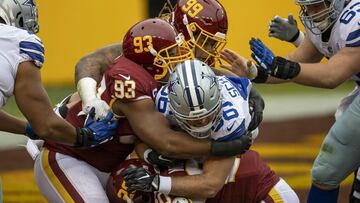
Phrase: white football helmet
[
  {"left": 0, "top": 0, "right": 39, "bottom": 33},
  {"left": 297, "top": 0, "right": 348, "bottom": 34},
  {"left": 168, "top": 59, "right": 222, "bottom": 139}
]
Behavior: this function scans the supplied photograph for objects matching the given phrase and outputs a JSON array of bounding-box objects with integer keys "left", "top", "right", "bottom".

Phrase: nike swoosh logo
[
  {"left": 138, "top": 173, "right": 150, "bottom": 180},
  {"left": 118, "top": 73, "right": 131, "bottom": 80},
  {"left": 227, "top": 122, "right": 236, "bottom": 131}
]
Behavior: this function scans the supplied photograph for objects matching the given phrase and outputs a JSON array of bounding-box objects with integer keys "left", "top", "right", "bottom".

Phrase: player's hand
[
  {"left": 220, "top": 48, "right": 258, "bottom": 80},
  {"left": 248, "top": 89, "right": 265, "bottom": 131},
  {"left": 250, "top": 38, "right": 275, "bottom": 74},
  {"left": 76, "top": 107, "right": 118, "bottom": 147},
  {"left": 83, "top": 98, "right": 110, "bottom": 120},
  {"left": 269, "top": 14, "right": 299, "bottom": 42},
  {"left": 144, "top": 149, "right": 183, "bottom": 169},
  {"left": 121, "top": 167, "right": 159, "bottom": 193},
  {"left": 250, "top": 38, "right": 301, "bottom": 80}
]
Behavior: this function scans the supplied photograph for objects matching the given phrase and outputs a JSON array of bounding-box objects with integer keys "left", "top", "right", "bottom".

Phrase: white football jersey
[
  {"left": 155, "top": 76, "right": 255, "bottom": 141},
  {"left": 0, "top": 24, "right": 44, "bottom": 106},
  {"left": 307, "top": 0, "right": 360, "bottom": 116},
  {"left": 307, "top": 0, "right": 360, "bottom": 82}
]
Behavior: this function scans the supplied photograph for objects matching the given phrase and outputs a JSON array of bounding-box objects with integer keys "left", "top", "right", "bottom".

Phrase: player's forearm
[
  {"left": 40, "top": 114, "right": 77, "bottom": 145},
  {"left": 0, "top": 110, "right": 26, "bottom": 134},
  {"left": 293, "top": 62, "right": 348, "bottom": 88},
  {"left": 170, "top": 175, "right": 221, "bottom": 199},
  {"left": 75, "top": 43, "right": 123, "bottom": 83},
  {"left": 169, "top": 156, "right": 234, "bottom": 198},
  {"left": 146, "top": 129, "right": 211, "bottom": 159},
  {"left": 134, "top": 142, "right": 148, "bottom": 159},
  {"left": 124, "top": 104, "right": 212, "bottom": 159}
]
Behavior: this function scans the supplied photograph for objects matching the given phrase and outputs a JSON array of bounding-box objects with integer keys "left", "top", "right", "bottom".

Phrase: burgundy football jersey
[
  {"left": 45, "top": 56, "right": 160, "bottom": 172},
  {"left": 153, "top": 150, "right": 280, "bottom": 203},
  {"left": 206, "top": 150, "right": 280, "bottom": 203}
]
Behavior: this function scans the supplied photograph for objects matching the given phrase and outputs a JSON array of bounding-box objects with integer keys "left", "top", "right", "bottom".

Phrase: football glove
[
  {"left": 250, "top": 38, "right": 301, "bottom": 80},
  {"left": 121, "top": 167, "right": 160, "bottom": 193},
  {"left": 269, "top": 14, "right": 300, "bottom": 42},
  {"left": 248, "top": 89, "right": 265, "bottom": 132},
  {"left": 144, "top": 149, "right": 183, "bottom": 169},
  {"left": 83, "top": 98, "right": 111, "bottom": 120},
  {"left": 75, "top": 107, "right": 118, "bottom": 147}
]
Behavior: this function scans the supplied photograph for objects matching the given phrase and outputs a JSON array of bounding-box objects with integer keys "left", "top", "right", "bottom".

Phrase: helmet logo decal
[
  {"left": 182, "top": 0, "right": 204, "bottom": 18},
  {"left": 133, "top": 35, "right": 153, "bottom": 53}
]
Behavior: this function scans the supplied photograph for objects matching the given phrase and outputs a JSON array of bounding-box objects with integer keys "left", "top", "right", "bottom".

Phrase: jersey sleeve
[
  {"left": 19, "top": 33, "right": 44, "bottom": 68},
  {"left": 343, "top": 2, "right": 360, "bottom": 47},
  {"left": 225, "top": 76, "right": 252, "bottom": 100},
  {"left": 345, "top": 24, "right": 360, "bottom": 47}
]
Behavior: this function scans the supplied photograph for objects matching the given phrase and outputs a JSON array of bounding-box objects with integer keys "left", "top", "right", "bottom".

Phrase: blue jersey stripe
[
  {"left": 216, "top": 120, "right": 246, "bottom": 142},
  {"left": 20, "top": 49, "right": 44, "bottom": 65},
  {"left": 346, "top": 28, "right": 360, "bottom": 42},
  {"left": 346, "top": 40, "right": 360, "bottom": 47},
  {"left": 20, "top": 41, "right": 44, "bottom": 54},
  {"left": 226, "top": 76, "right": 250, "bottom": 100}
]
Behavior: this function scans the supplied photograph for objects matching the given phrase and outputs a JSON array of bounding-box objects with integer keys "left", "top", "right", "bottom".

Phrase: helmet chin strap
[{"left": 183, "top": 14, "right": 196, "bottom": 43}]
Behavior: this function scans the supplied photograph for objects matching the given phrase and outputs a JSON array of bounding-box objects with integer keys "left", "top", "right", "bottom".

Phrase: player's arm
[
  {"left": 0, "top": 110, "right": 26, "bottom": 134},
  {"left": 169, "top": 156, "right": 235, "bottom": 198},
  {"left": 263, "top": 35, "right": 324, "bottom": 83},
  {"left": 115, "top": 98, "right": 251, "bottom": 158},
  {"left": 122, "top": 155, "right": 235, "bottom": 199},
  {"left": 293, "top": 46, "right": 360, "bottom": 88},
  {"left": 15, "top": 61, "right": 79, "bottom": 144},
  {"left": 75, "top": 44, "right": 122, "bottom": 119},
  {"left": 15, "top": 61, "right": 117, "bottom": 146},
  {"left": 75, "top": 43, "right": 122, "bottom": 83},
  {"left": 249, "top": 35, "right": 360, "bottom": 88},
  {"left": 115, "top": 99, "right": 210, "bottom": 159}
]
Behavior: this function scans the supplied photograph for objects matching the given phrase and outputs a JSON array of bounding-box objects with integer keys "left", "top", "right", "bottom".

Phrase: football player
[
  {"left": 34, "top": 18, "right": 251, "bottom": 202},
  {"left": 0, "top": 0, "right": 117, "bottom": 147},
  {"left": 218, "top": 0, "right": 360, "bottom": 202},
  {"left": 73, "top": 0, "right": 261, "bottom": 154},
  {"left": 119, "top": 59, "right": 299, "bottom": 203},
  {"left": 74, "top": 0, "right": 230, "bottom": 121}
]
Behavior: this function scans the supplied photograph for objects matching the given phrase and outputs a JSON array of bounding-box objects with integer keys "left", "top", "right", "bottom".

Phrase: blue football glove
[
  {"left": 82, "top": 107, "right": 118, "bottom": 146},
  {"left": 250, "top": 38, "right": 301, "bottom": 80},
  {"left": 250, "top": 38, "right": 275, "bottom": 73}
]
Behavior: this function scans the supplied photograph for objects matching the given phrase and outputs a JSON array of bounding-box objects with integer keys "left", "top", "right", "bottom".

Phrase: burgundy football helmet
[
  {"left": 172, "top": 0, "right": 228, "bottom": 66},
  {"left": 123, "top": 18, "right": 193, "bottom": 81},
  {"left": 106, "top": 159, "right": 155, "bottom": 203}
]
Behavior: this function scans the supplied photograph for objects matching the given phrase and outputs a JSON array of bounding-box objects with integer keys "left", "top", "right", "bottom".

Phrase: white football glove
[
  {"left": 77, "top": 77, "right": 110, "bottom": 120},
  {"left": 83, "top": 98, "right": 110, "bottom": 120}
]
